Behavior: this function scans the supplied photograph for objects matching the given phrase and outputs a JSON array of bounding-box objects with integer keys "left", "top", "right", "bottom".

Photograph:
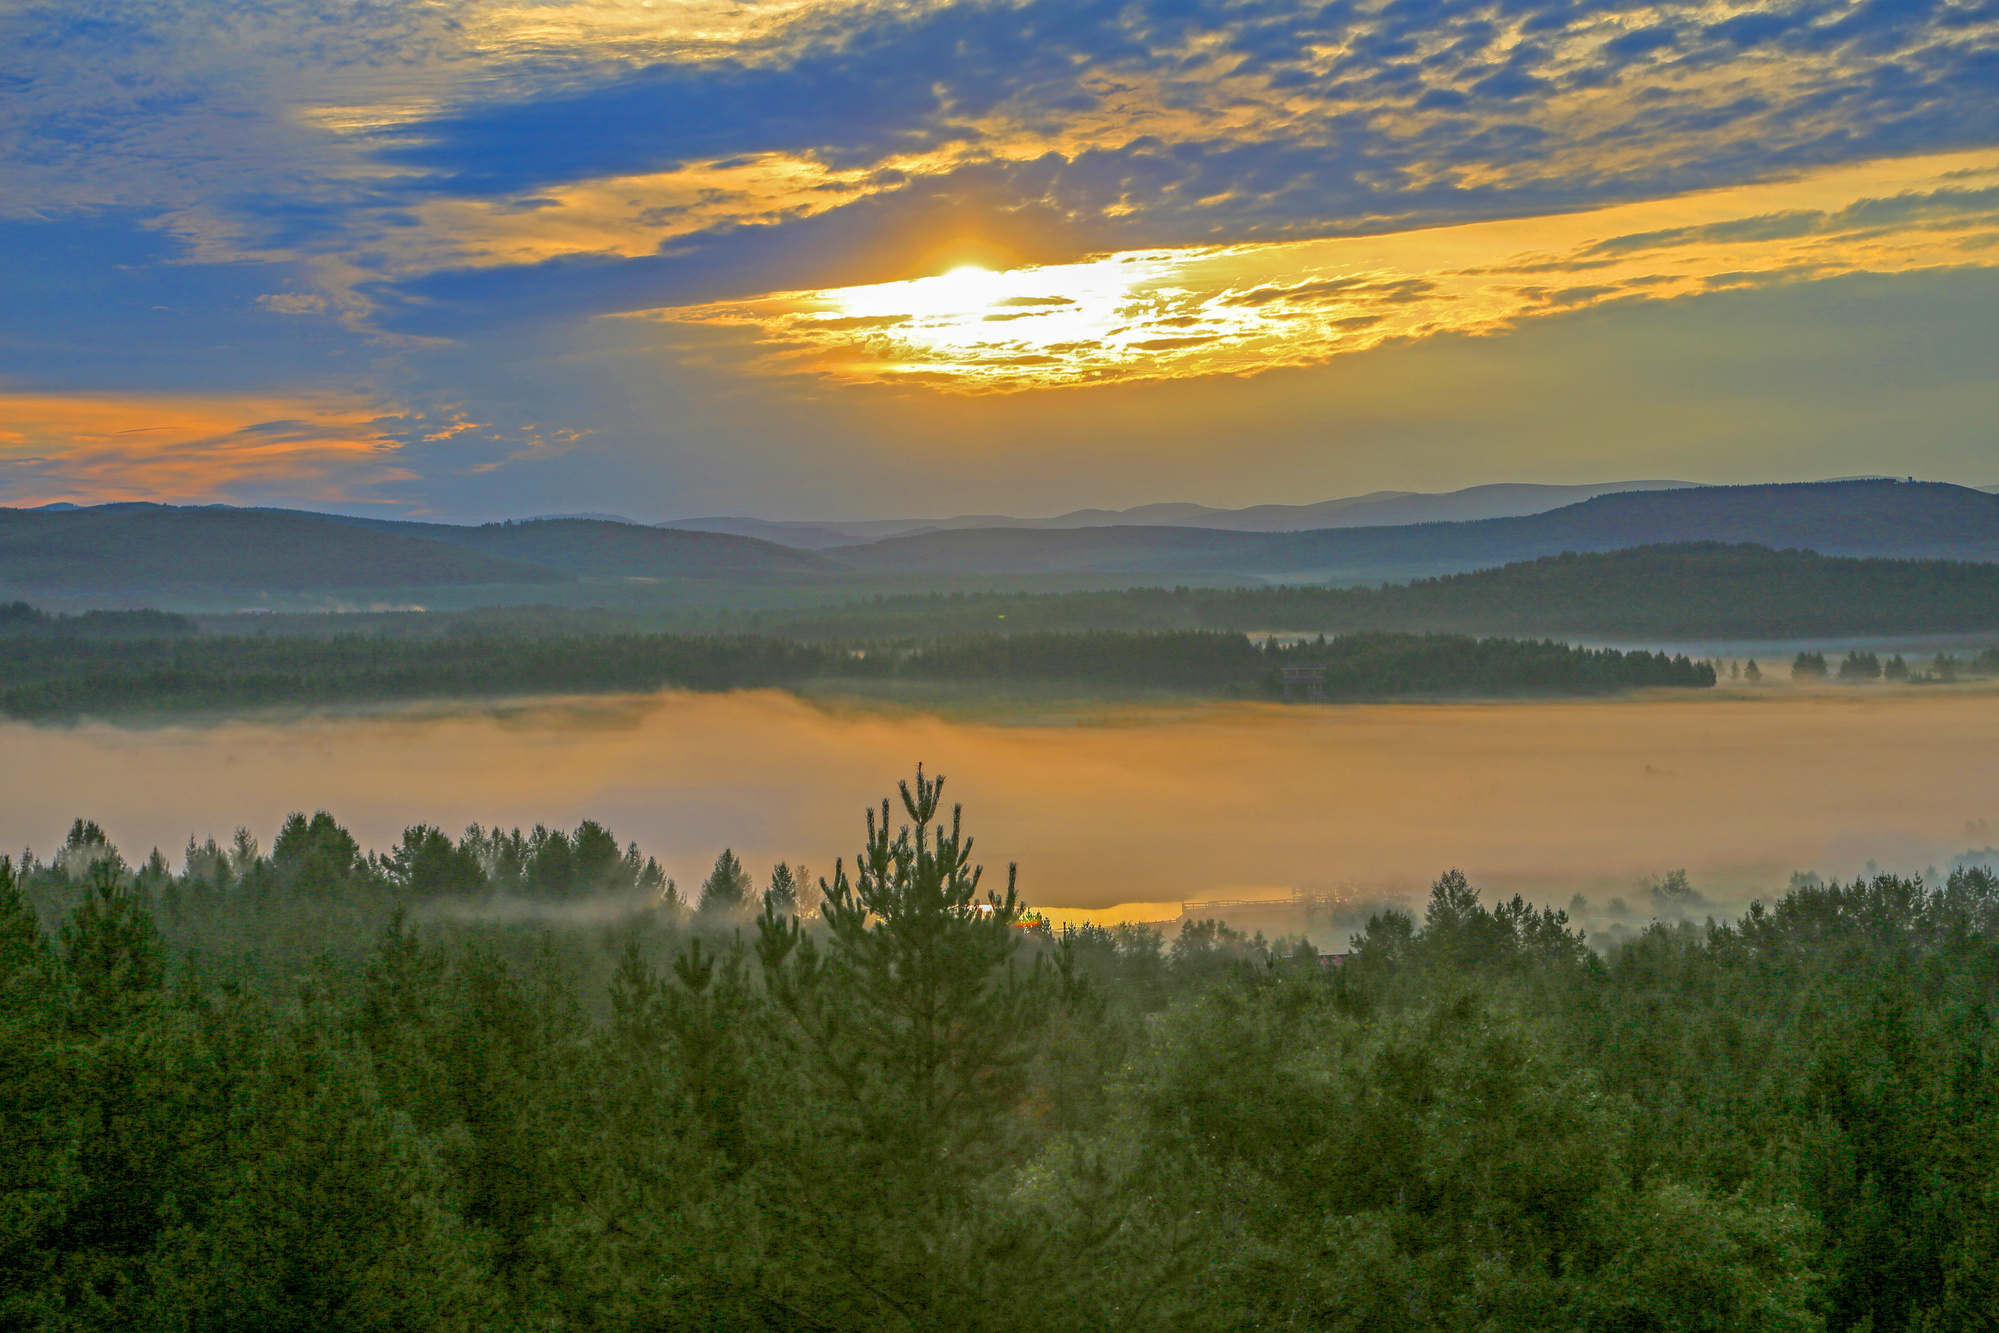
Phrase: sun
[
  {"left": 913, "top": 264, "right": 1005, "bottom": 315},
  {"left": 833, "top": 263, "right": 1007, "bottom": 320},
  {"left": 936, "top": 263, "right": 1001, "bottom": 294},
  {"left": 772, "top": 253, "right": 1177, "bottom": 384}
]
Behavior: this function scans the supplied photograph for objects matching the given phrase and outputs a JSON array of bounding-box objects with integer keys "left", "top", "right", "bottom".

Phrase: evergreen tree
[
  {"left": 390, "top": 826, "right": 486, "bottom": 899},
  {"left": 0, "top": 857, "right": 67, "bottom": 1324},
  {"left": 1837, "top": 650, "right": 1882, "bottom": 681},
  {"left": 272, "top": 811, "right": 363, "bottom": 897},
  {"left": 570, "top": 820, "right": 621, "bottom": 888},
  {"left": 61, "top": 861, "right": 164, "bottom": 1035},
  {"left": 42, "top": 868, "right": 192, "bottom": 1323},
  {"left": 525, "top": 825, "right": 576, "bottom": 897},
  {"left": 763, "top": 862, "right": 800, "bottom": 915},
  {"left": 756, "top": 767, "right": 1051, "bottom": 1324},
  {"left": 697, "top": 848, "right": 751, "bottom": 916}
]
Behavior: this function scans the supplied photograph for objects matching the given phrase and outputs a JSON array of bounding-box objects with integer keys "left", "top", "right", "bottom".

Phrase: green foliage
[
  {"left": 389, "top": 826, "right": 486, "bottom": 899},
  {"left": 463, "top": 820, "right": 664, "bottom": 899},
  {"left": 754, "top": 542, "right": 1999, "bottom": 640},
  {"left": 272, "top": 811, "right": 365, "bottom": 897},
  {"left": 0, "top": 626, "right": 1710, "bottom": 719},
  {"left": 697, "top": 848, "right": 752, "bottom": 916},
  {"left": 60, "top": 864, "right": 165, "bottom": 1033},
  {"left": 0, "top": 603, "right": 193, "bottom": 638},
  {"left": 1144, "top": 985, "right": 1819, "bottom": 1331},
  {"left": 11, "top": 785, "right": 1999, "bottom": 1330},
  {"left": 1836, "top": 650, "right": 1881, "bottom": 681},
  {"left": 753, "top": 769, "right": 1062, "bottom": 1324},
  {"left": 762, "top": 861, "right": 801, "bottom": 914},
  {"left": 899, "top": 629, "right": 1712, "bottom": 694}
]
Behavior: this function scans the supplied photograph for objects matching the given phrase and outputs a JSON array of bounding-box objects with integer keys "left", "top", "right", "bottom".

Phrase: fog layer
[{"left": 4, "top": 688, "right": 1995, "bottom": 916}]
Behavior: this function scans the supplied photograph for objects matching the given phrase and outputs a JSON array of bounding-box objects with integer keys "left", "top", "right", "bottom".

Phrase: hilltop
[
  {"left": 830, "top": 481, "right": 1999, "bottom": 580},
  {"left": 661, "top": 479, "right": 1698, "bottom": 547},
  {"left": 334, "top": 515, "right": 839, "bottom": 578},
  {"left": 0, "top": 506, "right": 835, "bottom": 595},
  {"left": 0, "top": 506, "right": 561, "bottom": 593},
  {"left": 754, "top": 542, "right": 1999, "bottom": 640},
  {"left": 9, "top": 481, "right": 1998, "bottom": 605}
]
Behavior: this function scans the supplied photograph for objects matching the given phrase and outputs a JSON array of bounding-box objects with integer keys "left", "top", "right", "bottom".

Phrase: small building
[{"left": 1281, "top": 664, "right": 1327, "bottom": 700}]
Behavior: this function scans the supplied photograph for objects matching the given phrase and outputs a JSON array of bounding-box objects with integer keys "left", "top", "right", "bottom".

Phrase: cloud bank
[{"left": 1, "top": 0, "right": 1995, "bottom": 512}]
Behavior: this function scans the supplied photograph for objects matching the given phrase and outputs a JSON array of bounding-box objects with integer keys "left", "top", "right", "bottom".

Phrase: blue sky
[{"left": 3, "top": 0, "right": 1996, "bottom": 519}]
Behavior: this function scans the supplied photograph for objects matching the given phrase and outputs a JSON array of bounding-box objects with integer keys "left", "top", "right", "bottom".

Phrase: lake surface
[{"left": 5, "top": 684, "right": 1998, "bottom": 923}]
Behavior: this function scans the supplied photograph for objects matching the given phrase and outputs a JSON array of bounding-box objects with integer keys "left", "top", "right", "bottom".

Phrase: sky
[{"left": 3, "top": 0, "right": 1997, "bottom": 521}]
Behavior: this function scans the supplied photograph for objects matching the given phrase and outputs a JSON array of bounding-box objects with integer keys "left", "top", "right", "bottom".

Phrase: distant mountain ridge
[
  {"left": 327, "top": 515, "right": 838, "bottom": 578},
  {"left": 0, "top": 505, "right": 833, "bottom": 593},
  {"left": 0, "top": 507, "right": 562, "bottom": 593},
  {"left": 829, "top": 481, "right": 1999, "bottom": 580},
  {"left": 6, "top": 480, "right": 1997, "bottom": 598},
  {"left": 659, "top": 480, "right": 1700, "bottom": 547}
]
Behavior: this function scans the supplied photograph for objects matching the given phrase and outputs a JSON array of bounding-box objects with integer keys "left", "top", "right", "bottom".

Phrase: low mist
[{"left": 6, "top": 687, "right": 1999, "bottom": 935}]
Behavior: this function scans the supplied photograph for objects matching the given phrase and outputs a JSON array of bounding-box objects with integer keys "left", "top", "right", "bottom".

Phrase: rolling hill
[
  {"left": 0, "top": 507, "right": 836, "bottom": 594},
  {"left": 830, "top": 481, "right": 1999, "bottom": 580},
  {"left": 9, "top": 480, "right": 1993, "bottom": 601},
  {"left": 754, "top": 543, "right": 1999, "bottom": 640},
  {"left": 334, "top": 516, "right": 841, "bottom": 578},
  {"left": 660, "top": 479, "right": 1698, "bottom": 547},
  {"left": 0, "top": 506, "right": 564, "bottom": 592}
]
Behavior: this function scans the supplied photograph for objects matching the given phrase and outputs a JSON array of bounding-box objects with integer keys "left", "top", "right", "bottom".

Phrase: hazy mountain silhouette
[
  {"left": 333, "top": 515, "right": 840, "bottom": 578},
  {"left": 0, "top": 506, "right": 562, "bottom": 592},
  {"left": 8, "top": 481, "right": 1993, "bottom": 596},
  {"left": 830, "top": 481, "right": 1999, "bottom": 580},
  {"left": 659, "top": 480, "right": 1698, "bottom": 547},
  {"left": 0, "top": 508, "right": 835, "bottom": 592}
]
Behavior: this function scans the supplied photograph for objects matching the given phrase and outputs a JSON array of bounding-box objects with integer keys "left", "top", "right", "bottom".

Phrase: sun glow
[
  {"left": 802, "top": 255, "right": 1190, "bottom": 374},
  {"left": 639, "top": 149, "right": 1999, "bottom": 393}
]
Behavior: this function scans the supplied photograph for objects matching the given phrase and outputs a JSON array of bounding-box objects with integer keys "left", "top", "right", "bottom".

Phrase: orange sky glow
[{"left": 638, "top": 150, "right": 1999, "bottom": 391}]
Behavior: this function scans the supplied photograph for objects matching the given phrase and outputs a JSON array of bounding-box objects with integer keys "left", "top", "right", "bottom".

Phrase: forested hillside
[
  {"left": 830, "top": 481, "right": 1999, "bottom": 578},
  {"left": 0, "top": 603, "right": 194, "bottom": 638},
  {"left": 0, "top": 629, "right": 1710, "bottom": 718},
  {"left": 0, "top": 506, "right": 565, "bottom": 591},
  {"left": 0, "top": 507, "right": 840, "bottom": 595},
  {"left": 755, "top": 543, "right": 1999, "bottom": 639},
  {"left": 11, "top": 483, "right": 1999, "bottom": 600},
  {"left": 339, "top": 515, "right": 841, "bottom": 578},
  {"left": 2, "top": 774, "right": 1992, "bottom": 1329},
  {"left": 660, "top": 480, "right": 1698, "bottom": 546}
]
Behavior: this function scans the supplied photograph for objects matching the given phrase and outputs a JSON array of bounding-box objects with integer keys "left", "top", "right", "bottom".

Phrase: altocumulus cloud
[{"left": 1, "top": 0, "right": 1997, "bottom": 510}]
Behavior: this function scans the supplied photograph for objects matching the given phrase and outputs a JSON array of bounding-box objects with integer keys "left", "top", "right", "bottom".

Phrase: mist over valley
[{"left": 9, "top": 0, "right": 1999, "bottom": 1312}]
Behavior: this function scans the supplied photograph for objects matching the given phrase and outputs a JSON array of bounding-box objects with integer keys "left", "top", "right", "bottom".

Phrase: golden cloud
[
  {"left": 626, "top": 150, "right": 1999, "bottom": 391},
  {"left": 0, "top": 394, "right": 415, "bottom": 506}
]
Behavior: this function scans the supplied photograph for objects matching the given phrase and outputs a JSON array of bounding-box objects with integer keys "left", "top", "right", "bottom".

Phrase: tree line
[
  {"left": 747, "top": 543, "right": 1999, "bottom": 640},
  {"left": 0, "top": 603, "right": 193, "bottom": 638},
  {"left": 0, "top": 629, "right": 1711, "bottom": 718},
  {"left": 1789, "top": 648, "right": 1999, "bottom": 683},
  {"left": 4, "top": 772, "right": 1994, "bottom": 1329}
]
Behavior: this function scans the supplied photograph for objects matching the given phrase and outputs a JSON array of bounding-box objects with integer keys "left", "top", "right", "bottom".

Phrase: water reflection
[{"left": 4, "top": 687, "right": 1996, "bottom": 920}]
